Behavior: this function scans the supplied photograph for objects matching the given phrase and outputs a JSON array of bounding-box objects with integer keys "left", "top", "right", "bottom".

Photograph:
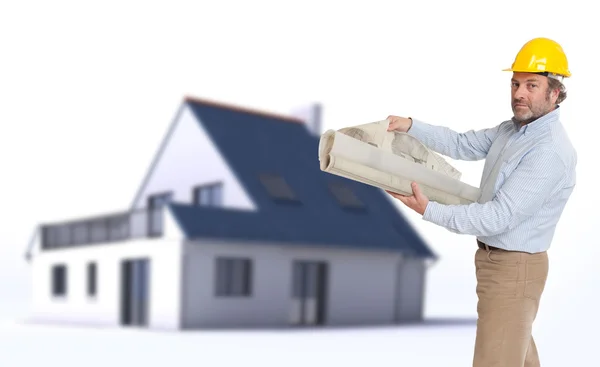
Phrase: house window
[
  {"left": 328, "top": 182, "right": 365, "bottom": 210},
  {"left": 87, "top": 262, "right": 97, "bottom": 297},
  {"left": 147, "top": 192, "right": 172, "bottom": 237},
  {"left": 51, "top": 264, "right": 67, "bottom": 297},
  {"left": 193, "top": 182, "right": 223, "bottom": 206},
  {"left": 215, "top": 257, "right": 252, "bottom": 297},
  {"left": 148, "top": 192, "right": 173, "bottom": 209},
  {"left": 258, "top": 173, "right": 299, "bottom": 203}
]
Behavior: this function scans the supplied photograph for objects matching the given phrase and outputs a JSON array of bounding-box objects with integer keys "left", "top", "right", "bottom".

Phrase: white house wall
[
  {"left": 131, "top": 104, "right": 256, "bottom": 211},
  {"left": 395, "top": 257, "right": 426, "bottom": 322},
  {"left": 326, "top": 252, "right": 398, "bottom": 325},
  {"left": 29, "top": 237, "right": 183, "bottom": 330},
  {"left": 180, "top": 240, "right": 425, "bottom": 328}
]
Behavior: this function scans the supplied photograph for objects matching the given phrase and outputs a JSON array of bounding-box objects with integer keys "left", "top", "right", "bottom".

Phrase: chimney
[{"left": 290, "top": 102, "right": 322, "bottom": 136}]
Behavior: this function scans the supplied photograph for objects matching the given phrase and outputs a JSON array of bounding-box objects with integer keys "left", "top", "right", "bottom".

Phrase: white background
[{"left": 1, "top": 1, "right": 598, "bottom": 366}]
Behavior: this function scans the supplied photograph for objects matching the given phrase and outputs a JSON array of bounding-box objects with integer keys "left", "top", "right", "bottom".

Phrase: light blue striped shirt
[{"left": 407, "top": 106, "right": 577, "bottom": 253}]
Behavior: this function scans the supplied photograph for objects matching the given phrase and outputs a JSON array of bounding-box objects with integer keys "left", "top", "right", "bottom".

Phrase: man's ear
[{"left": 548, "top": 86, "right": 559, "bottom": 104}]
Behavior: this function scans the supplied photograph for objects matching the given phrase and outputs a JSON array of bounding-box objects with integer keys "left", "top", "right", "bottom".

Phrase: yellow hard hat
[{"left": 504, "top": 37, "right": 571, "bottom": 78}]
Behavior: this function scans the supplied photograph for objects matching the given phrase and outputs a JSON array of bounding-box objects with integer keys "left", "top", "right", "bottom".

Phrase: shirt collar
[{"left": 512, "top": 105, "right": 560, "bottom": 134}]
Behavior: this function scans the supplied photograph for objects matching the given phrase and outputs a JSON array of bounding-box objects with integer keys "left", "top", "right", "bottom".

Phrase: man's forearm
[
  {"left": 420, "top": 148, "right": 567, "bottom": 236},
  {"left": 408, "top": 118, "right": 498, "bottom": 161}
]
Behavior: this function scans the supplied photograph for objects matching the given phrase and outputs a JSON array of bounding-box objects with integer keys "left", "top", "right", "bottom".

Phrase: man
[{"left": 386, "top": 37, "right": 577, "bottom": 367}]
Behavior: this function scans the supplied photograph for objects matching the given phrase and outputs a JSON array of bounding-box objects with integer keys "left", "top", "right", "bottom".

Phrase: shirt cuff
[
  {"left": 406, "top": 118, "right": 433, "bottom": 142},
  {"left": 422, "top": 201, "right": 447, "bottom": 225}
]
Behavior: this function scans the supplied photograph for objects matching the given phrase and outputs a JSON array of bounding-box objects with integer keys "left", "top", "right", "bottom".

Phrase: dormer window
[{"left": 193, "top": 182, "right": 223, "bottom": 207}]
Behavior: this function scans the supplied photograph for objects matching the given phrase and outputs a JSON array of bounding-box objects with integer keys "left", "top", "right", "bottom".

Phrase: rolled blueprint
[{"left": 318, "top": 120, "right": 481, "bottom": 205}]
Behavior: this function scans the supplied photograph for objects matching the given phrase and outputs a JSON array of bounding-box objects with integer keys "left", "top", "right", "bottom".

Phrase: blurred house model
[{"left": 24, "top": 97, "right": 437, "bottom": 330}]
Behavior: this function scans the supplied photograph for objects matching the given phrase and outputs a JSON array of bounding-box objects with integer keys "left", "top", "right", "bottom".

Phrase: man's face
[{"left": 510, "top": 72, "right": 558, "bottom": 124}]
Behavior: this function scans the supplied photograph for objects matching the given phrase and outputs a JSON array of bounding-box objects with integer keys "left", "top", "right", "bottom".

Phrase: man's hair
[{"left": 547, "top": 77, "right": 567, "bottom": 104}]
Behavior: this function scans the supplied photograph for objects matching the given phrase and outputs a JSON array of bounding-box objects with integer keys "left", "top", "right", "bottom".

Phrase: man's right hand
[{"left": 386, "top": 115, "right": 412, "bottom": 132}]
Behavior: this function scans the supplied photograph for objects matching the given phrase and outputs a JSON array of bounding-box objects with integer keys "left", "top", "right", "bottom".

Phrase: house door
[
  {"left": 120, "top": 258, "right": 150, "bottom": 327},
  {"left": 290, "top": 261, "right": 328, "bottom": 326}
]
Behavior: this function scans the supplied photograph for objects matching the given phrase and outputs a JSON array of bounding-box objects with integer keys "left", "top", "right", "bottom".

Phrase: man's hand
[
  {"left": 386, "top": 115, "right": 412, "bottom": 132},
  {"left": 386, "top": 182, "right": 429, "bottom": 215}
]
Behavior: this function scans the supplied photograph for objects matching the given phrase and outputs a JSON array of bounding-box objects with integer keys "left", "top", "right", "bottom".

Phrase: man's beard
[{"left": 512, "top": 97, "right": 553, "bottom": 125}]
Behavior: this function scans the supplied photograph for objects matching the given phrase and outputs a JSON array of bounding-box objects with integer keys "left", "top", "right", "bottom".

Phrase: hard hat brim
[{"left": 503, "top": 67, "right": 571, "bottom": 78}]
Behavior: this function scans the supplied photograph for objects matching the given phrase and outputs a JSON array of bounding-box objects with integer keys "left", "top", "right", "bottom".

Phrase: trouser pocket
[
  {"left": 475, "top": 249, "right": 519, "bottom": 298},
  {"left": 522, "top": 256, "right": 549, "bottom": 301}
]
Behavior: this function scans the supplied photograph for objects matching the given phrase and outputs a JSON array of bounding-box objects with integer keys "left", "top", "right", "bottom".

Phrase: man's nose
[{"left": 514, "top": 85, "right": 527, "bottom": 100}]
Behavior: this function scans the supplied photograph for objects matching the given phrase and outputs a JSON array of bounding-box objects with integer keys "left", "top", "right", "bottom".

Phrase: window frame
[{"left": 214, "top": 257, "right": 253, "bottom": 297}]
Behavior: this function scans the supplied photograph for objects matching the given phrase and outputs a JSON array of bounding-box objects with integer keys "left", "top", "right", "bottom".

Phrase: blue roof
[{"left": 167, "top": 98, "right": 435, "bottom": 258}]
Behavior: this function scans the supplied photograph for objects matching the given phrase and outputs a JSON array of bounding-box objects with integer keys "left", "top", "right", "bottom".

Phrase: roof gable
[{"left": 176, "top": 97, "right": 435, "bottom": 258}]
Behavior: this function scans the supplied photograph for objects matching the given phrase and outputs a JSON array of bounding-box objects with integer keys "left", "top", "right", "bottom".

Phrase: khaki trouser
[{"left": 473, "top": 244, "right": 549, "bottom": 367}]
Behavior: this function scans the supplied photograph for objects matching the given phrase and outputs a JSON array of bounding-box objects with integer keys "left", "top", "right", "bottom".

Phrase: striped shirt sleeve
[
  {"left": 422, "top": 147, "right": 567, "bottom": 236},
  {"left": 408, "top": 118, "right": 502, "bottom": 161}
]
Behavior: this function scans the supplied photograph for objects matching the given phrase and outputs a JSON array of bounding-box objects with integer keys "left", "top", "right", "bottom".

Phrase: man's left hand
[{"left": 386, "top": 182, "right": 429, "bottom": 216}]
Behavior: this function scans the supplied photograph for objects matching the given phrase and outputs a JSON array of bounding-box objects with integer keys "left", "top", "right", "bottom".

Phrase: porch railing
[{"left": 39, "top": 207, "right": 165, "bottom": 251}]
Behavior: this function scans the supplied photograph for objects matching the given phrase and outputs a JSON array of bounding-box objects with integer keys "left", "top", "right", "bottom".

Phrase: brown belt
[{"left": 477, "top": 239, "right": 501, "bottom": 251}]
